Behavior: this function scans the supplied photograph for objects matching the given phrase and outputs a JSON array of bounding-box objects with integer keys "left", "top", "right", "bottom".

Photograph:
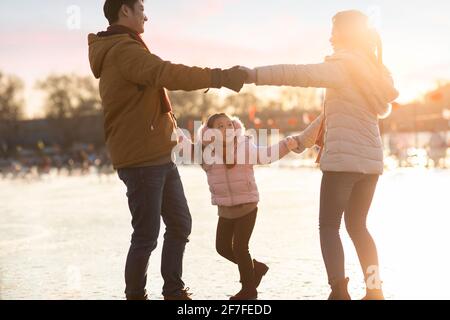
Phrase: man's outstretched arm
[{"left": 115, "top": 39, "right": 247, "bottom": 92}]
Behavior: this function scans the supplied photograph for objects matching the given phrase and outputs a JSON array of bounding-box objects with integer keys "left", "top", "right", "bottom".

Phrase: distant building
[{"left": 0, "top": 115, "right": 105, "bottom": 150}]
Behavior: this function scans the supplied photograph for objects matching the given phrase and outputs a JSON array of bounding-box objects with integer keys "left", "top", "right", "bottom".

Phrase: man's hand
[
  {"left": 239, "top": 66, "right": 257, "bottom": 84},
  {"left": 211, "top": 66, "right": 248, "bottom": 93}
]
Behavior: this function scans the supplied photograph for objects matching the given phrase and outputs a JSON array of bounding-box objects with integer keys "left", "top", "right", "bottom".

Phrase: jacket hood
[
  {"left": 327, "top": 50, "right": 399, "bottom": 119},
  {"left": 88, "top": 33, "right": 131, "bottom": 79}
]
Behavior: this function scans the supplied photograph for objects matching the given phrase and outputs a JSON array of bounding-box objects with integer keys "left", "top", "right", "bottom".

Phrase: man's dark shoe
[
  {"left": 164, "top": 287, "right": 193, "bottom": 301},
  {"left": 126, "top": 293, "right": 149, "bottom": 301}
]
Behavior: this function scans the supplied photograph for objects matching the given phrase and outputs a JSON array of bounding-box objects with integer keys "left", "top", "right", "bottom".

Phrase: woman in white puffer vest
[{"left": 242, "top": 10, "right": 399, "bottom": 300}]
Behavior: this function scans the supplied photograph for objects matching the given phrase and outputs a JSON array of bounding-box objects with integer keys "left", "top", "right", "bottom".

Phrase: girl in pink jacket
[
  {"left": 201, "top": 113, "right": 302, "bottom": 300},
  {"left": 180, "top": 112, "right": 306, "bottom": 300}
]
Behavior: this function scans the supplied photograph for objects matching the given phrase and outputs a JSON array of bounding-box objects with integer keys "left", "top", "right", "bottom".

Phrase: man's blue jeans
[{"left": 118, "top": 162, "right": 192, "bottom": 299}]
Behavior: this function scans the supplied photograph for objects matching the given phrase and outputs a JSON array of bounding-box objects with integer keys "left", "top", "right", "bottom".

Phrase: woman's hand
[{"left": 286, "top": 136, "right": 299, "bottom": 151}]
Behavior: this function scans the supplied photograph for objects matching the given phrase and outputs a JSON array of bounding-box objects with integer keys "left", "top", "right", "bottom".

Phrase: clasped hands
[{"left": 239, "top": 66, "right": 257, "bottom": 84}]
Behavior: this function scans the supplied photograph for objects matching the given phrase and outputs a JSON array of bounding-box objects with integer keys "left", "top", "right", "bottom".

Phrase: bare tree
[
  {"left": 36, "top": 74, "right": 102, "bottom": 148},
  {"left": 0, "top": 71, "right": 24, "bottom": 121},
  {"left": 0, "top": 71, "right": 25, "bottom": 156},
  {"left": 37, "top": 74, "right": 101, "bottom": 119}
]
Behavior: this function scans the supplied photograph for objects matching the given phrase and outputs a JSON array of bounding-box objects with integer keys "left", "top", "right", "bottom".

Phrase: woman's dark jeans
[
  {"left": 319, "top": 171, "right": 380, "bottom": 286},
  {"left": 216, "top": 208, "right": 258, "bottom": 287},
  {"left": 118, "top": 163, "right": 192, "bottom": 299}
]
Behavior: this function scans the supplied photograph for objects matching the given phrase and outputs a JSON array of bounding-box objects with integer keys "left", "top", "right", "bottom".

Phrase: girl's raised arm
[
  {"left": 245, "top": 137, "right": 303, "bottom": 165},
  {"left": 295, "top": 114, "right": 324, "bottom": 148}
]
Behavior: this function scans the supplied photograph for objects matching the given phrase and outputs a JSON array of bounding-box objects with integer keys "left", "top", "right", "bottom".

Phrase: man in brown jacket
[{"left": 88, "top": 0, "right": 247, "bottom": 300}]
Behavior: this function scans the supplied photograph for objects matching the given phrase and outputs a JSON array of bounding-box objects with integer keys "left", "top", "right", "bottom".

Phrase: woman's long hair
[{"left": 332, "top": 10, "right": 383, "bottom": 67}]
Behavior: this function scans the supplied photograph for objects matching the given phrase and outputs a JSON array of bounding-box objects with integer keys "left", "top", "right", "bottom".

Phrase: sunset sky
[{"left": 1, "top": 0, "right": 450, "bottom": 118}]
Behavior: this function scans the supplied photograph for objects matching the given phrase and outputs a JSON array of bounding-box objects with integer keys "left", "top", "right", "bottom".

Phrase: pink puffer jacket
[
  {"left": 199, "top": 118, "right": 291, "bottom": 207},
  {"left": 205, "top": 158, "right": 260, "bottom": 207}
]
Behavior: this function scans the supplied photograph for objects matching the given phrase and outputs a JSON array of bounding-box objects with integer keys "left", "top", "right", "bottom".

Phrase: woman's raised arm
[{"left": 249, "top": 62, "right": 348, "bottom": 89}]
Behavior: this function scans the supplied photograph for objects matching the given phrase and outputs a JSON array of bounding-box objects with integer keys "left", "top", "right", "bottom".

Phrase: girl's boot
[
  {"left": 230, "top": 280, "right": 258, "bottom": 300},
  {"left": 253, "top": 259, "right": 269, "bottom": 288}
]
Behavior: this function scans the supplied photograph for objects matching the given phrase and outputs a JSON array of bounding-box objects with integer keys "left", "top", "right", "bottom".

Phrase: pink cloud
[
  {"left": 0, "top": 30, "right": 91, "bottom": 78},
  {"left": 144, "top": 32, "right": 261, "bottom": 68}
]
